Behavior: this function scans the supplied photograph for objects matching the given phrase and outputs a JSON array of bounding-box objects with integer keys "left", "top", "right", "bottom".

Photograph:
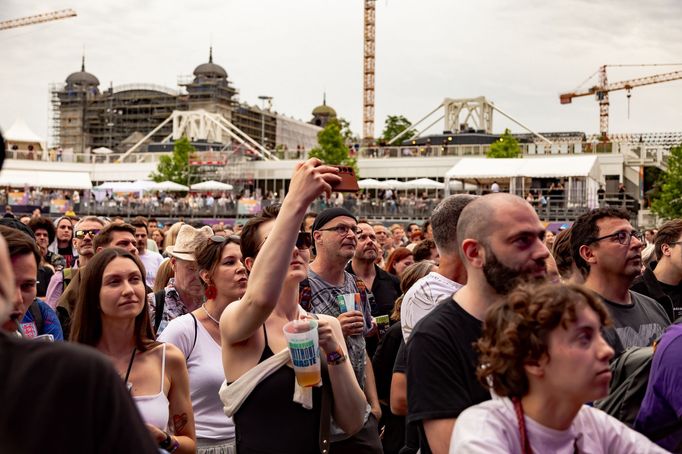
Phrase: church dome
[
  {"left": 312, "top": 95, "right": 336, "bottom": 117},
  {"left": 65, "top": 57, "right": 99, "bottom": 86},
  {"left": 193, "top": 47, "right": 227, "bottom": 79}
]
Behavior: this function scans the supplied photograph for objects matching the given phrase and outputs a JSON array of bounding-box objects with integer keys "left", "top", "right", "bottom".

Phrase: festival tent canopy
[
  {"left": 358, "top": 178, "right": 390, "bottom": 189},
  {"left": 190, "top": 180, "right": 234, "bottom": 191},
  {"left": 401, "top": 178, "right": 445, "bottom": 190},
  {"left": 383, "top": 179, "right": 408, "bottom": 189},
  {"left": 92, "top": 147, "right": 114, "bottom": 155},
  {"left": 444, "top": 156, "right": 601, "bottom": 181},
  {"left": 0, "top": 169, "right": 92, "bottom": 190},
  {"left": 153, "top": 180, "right": 189, "bottom": 191},
  {"left": 4, "top": 118, "right": 44, "bottom": 144}
]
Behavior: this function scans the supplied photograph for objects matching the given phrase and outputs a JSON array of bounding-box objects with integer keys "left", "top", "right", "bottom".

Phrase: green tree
[
  {"left": 381, "top": 115, "right": 415, "bottom": 145},
  {"left": 651, "top": 145, "right": 682, "bottom": 219},
  {"left": 149, "top": 136, "right": 195, "bottom": 184},
  {"left": 486, "top": 129, "right": 521, "bottom": 158},
  {"left": 338, "top": 117, "right": 359, "bottom": 145},
  {"left": 309, "top": 119, "right": 358, "bottom": 175}
]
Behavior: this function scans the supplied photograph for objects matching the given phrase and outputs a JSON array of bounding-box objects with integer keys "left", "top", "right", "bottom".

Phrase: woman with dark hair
[
  {"left": 160, "top": 234, "right": 247, "bottom": 454},
  {"left": 70, "top": 248, "right": 196, "bottom": 453},
  {"left": 218, "top": 159, "right": 366, "bottom": 454},
  {"left": 384, "top": 247, "right": 414, "bottom": 278},
  {"left": 450, "top": 283, "right": 668, "bottom": 453}
]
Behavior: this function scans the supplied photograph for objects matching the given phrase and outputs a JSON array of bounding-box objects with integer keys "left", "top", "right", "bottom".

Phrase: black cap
[{"left": 310, "top": 207, "right": 357, "bottom": 255}]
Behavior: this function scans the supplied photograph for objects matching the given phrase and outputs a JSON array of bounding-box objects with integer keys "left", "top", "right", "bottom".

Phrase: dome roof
[
  {"left": 312, "top": 95, "right": 336, "bottom": 117},
  {"left": 65, "top": 57, "right": 99, "bottom": 86},
  {"left": 193, "top": 47, "right": 227, "bottom": 79}
]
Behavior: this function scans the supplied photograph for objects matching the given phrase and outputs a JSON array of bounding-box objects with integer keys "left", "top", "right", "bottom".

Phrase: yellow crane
[
  {"left": 0, "top": 9, "right": 76, "bottom": 31},
  {"left": 560, "top": 64, "right": 682, "bottom": 139}
]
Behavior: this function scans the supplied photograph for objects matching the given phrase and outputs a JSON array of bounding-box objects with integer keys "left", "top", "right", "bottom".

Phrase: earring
[{"left": 205, "top": 283, "right": 217, "bottom": 300}]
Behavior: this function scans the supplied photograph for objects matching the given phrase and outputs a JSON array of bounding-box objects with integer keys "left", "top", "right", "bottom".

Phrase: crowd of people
[{"left": 1, "top": 157, "right": 681, "bottom": 453}]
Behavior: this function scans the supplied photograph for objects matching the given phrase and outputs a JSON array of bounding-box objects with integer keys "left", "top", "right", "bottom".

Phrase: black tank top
[{"left": 234, "top": 325, "right": 323, "bottom": 453}]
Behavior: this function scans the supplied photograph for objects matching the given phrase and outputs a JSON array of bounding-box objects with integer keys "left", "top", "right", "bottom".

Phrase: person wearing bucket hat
[{"left": 149, "top": 224, "right": 213, "bottom": 334}]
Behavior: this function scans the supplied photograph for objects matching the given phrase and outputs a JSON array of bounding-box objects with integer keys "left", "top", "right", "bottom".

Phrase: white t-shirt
[
  {"left": 401, "top": 271, "right": 461, "bottom": 341},
  {"left": 159, "top": 313, "right": 235, "bottom": 441},
  {"left": 139, "top": 250, "right": 164, "bottom": 287},
  {"left": 450, "top": 397, "right": 669, "bottom": 454}
]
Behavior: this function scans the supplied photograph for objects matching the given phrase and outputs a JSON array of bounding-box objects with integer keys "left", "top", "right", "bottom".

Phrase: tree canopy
[
  {"left": 149, "top": 136, "right": 194, "bottom": 184},
  {"left": 380, "top": 115, "right": 415, "bottom": 145},
  {"left": 486, "top": 129, "right": 521, "bottom": 158},
  {"left": 651, "top": 145, "right": 682, "bottom": 219},
  {"left": 309, "top": 119, "right": 358, "bottom": 175}
]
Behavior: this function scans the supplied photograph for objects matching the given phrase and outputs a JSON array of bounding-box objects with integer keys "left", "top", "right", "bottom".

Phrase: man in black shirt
[
  {"left": 407, "top": 193, "right": 550, "bottom": 454},
  {"left": 0, "top": 233, "right": 158, "bottom": 454},
  {"left": 631, "top": 219, "right": 682, "bottom": 322},
  {"left": 571, "top": 208, "right": 670, "bottom": 356}
]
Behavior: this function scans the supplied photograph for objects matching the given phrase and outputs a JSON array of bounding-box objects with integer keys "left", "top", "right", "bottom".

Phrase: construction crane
[
  {"left": 560, "top": 64, "right": 682, "bottom": 139},
  {"left": 363, "top": 0, "right": 376, "bottom": 144},
  {"left": 0, "top": 9, "right": 76, "bottom": 31}
]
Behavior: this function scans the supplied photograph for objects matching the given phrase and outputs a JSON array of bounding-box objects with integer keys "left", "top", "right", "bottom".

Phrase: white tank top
[{"left": 133, "top": 343, "right": 170, "bottom": 430}]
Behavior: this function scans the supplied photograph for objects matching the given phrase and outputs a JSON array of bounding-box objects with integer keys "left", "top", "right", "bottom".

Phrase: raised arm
[{"left": 221, "top": 159, "right": 341, "bottom": 344}]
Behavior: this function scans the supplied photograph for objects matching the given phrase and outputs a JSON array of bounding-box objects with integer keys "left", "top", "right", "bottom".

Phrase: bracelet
[
  {"left": 326, "top": 346, "right": 347, "bottom": 366},
  {"left": 159, "top": 432, "right": 180, "bottom": 453}
]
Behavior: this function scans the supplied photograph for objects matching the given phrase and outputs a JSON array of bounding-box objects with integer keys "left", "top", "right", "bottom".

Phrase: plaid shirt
[{"left": 147, "top": 278, "right": 203, "bottom": 335}]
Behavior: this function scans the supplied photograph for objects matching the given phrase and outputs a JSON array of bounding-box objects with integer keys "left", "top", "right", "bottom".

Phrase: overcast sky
[{"left": 2, "top": 0, "right": 681, "bottom": 143}]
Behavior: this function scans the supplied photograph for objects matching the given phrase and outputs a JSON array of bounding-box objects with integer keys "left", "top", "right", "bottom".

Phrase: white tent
[
  {"left": 448, "top": 180, "right": 478, "bottom": 192},
  {"left": 92, "top": 147, "right": 114, "bottom": 155},
  {"left": 383, "top": 179, "right": 408, "bottom": 189},
  {"left": 94, "top": 181, "right": 149, "bottom": 192},
  {"left": 444, "top": 156, "right": 602, "bottom": 207},
  {"left": 358, "top": 178, "right": 389, "bottom": 189},
  {"left": 4, "top": 118, "right": 44, "bottom": 144},
  {"left": 154, "top": 181, "right": 189, "bottom": 191},
  {"left": 190, "top": 180, "right": 234, "bottom": 191},
  {"left": 402, "top": 178, "right": 445, "bottom": 190},
  {"left": 0, "top": 169, "right": 91, "bottom": 190}
]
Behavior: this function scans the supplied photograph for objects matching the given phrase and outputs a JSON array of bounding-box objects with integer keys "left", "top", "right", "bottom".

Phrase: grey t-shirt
[{"left": 602, "top": 290, "right": 671, "bottom": 356}]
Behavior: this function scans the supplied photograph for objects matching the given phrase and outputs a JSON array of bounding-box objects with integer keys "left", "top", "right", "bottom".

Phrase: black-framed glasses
[
  {"left": 210, "top": 234, "right": 240, "bottom": 244},
  {"left": 589, "top": 230, "right": 643, "bottom": 246},
  {"left": 317, "top": 224, "right": 362, "bottom": 237},
  {"left": 74, "top": 229, "right": 101, "bottom": 239}
]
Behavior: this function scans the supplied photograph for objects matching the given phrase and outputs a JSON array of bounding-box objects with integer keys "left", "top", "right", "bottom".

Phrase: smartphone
[{"left": 333, "top": 166, "right": 359, "bottom": 192}]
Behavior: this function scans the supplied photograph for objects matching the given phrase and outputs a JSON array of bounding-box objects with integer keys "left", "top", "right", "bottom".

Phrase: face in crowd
[
  {"left": 354, "top": 223, "right": 380, "bottom": 263},
  {"left": 582, "top": 217, "right": 643, "bottom": 280},
  {"left": 249, "top": 220, "right": 311, "bottom": 283},
  {"left": 134, "top": 226, "right": 148, "bottom": 254},
  {"left": 74, "top": 220, "right": 103, "bottom": 258},
  {"left": 99, "top": 256, "right": 146, "bottom": 323},
  {"left": 56, "top": 218, "right": 73, "bottom": 244},
  {"left": 373, "top": 225, "right": 388, "bottom": 247}
]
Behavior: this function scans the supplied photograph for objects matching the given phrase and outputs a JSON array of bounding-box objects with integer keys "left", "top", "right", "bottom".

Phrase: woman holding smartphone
[
  {"left": 219, "top": 159, "right": 366, "bottom": 454},
  {"left": 70, "top": 248, "right": 195, "bottom": 453},
  {"left": 450, "top": 283, "right": 668, "bottom": 453}
]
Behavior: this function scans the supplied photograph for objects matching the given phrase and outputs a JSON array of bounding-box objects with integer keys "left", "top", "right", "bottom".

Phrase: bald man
[{"left": 406, "top": 193, "right": 550, "bottom": 454}]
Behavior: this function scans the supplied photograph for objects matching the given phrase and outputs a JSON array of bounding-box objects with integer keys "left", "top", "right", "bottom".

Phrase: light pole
[{"left": 257, "top": 95, "right": 273, "bottom": 149}]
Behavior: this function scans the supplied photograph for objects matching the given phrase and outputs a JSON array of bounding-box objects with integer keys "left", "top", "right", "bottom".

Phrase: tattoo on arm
[{"left": 172, "top": 413, "right": 188, "bottom": 434}]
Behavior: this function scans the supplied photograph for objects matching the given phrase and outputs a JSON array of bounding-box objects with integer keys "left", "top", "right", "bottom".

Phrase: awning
[
  {"left": 445, "top": 156, "right": 601, "bottom": 181},
  {"left": 0, "top": 169, "right": 92, "bottom": 190}
]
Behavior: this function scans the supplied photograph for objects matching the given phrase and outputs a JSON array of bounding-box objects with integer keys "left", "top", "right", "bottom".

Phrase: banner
[
  {"left": 50, "top": 199, "right": 72, "bottom": 214},
  {"left": 237, "top": 198, "right": 261, "bottom": 215},
  {"left": 8, "top": 192, "right": 25, "bottom": 205}
]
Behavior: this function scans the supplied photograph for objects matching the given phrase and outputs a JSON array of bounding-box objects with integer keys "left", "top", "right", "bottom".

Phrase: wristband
[
  {"left": 326, "top": 346, "right": 347, "bottom": 366},
  {"left": 159, "top": 432, "right": 179, "bottom": 452}
]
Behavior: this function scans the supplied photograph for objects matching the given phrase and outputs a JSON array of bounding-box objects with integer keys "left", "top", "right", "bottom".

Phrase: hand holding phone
[{"left": 332, "top": 166, "right": 359, "bottom": 192}]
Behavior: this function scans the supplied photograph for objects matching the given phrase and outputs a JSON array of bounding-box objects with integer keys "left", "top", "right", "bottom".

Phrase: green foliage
[
  {"left": 149, "top": 136, "right": 195, "bottom": 184},
  {"left": 651, "top": 145, "right": 682, "bottom": 219},
  {"left": 381, "top": 115, "right": 415, "bottom": 144},
  {"left": 337, "top": 117, "right": 358, "bottom": 145},
  {"left": 486, "top": 129, "right": 521, "bottom": 158},
  {"left": 309, "top": 119, "right": 359, "bottom": 176}
]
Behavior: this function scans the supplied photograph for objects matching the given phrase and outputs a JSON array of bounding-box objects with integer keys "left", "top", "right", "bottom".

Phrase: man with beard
[
  {"left": 406, "top": 193, "right": 549, "bottom": 454},
  {"left": 308, "top": 207, "right": 383, "bottom": 453},
  {"left": 571, "top": 208, "right": 670, "bottom": 356}
]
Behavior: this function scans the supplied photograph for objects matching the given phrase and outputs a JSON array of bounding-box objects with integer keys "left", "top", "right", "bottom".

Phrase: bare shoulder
[{"left": 161, "top": 342, "right": 188, "bottom": 370}]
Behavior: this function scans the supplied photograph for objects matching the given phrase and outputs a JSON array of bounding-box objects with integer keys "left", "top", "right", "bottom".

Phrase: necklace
[{"left": 202, "top": 303, "right": 220, "bottom": 325}]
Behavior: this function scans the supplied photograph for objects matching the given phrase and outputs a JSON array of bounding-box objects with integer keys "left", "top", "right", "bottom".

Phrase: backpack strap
[
  {"left": 29, "top": 299, "right": 44, "bottom": 334},
  {"left": 153, "top": 290, "right": 166, "bottom": 334},
  {"left": 62, "top": 267, "right": 73, "bottom": 295},
  {"left": 186, "top": 313, "right": 199, "bottom": 361}
]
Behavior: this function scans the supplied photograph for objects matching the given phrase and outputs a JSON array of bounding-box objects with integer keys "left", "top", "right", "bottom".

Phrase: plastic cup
[
  {"left": 336, "top": 293, "right": 357, "bottom": 313},
  {"left": 376, "top": 315, "right": 390, "bottom": 337},
  {"left": 283, "top": 319, "right": 321, "bottom": 387}
]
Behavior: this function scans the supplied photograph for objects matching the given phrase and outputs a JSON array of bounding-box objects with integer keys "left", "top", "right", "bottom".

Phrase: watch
[{"left": 326, "top": 346, "right": 347, "bottom": 366}]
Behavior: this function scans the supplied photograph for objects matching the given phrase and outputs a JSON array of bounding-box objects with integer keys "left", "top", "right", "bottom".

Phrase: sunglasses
[
  {"left": 255, "top": 231, "right": 312, "bottom": 256},
  {"left": 74, "top": 229, "right": 101, "bottom": 239},
  {"left": 210, "top": 234, "right": 241, "bottom": 244}
]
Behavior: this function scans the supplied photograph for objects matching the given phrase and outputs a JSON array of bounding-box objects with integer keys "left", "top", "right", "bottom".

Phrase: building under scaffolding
[{"left": 50, "top": 49, "right": 321, "bottom": 156}]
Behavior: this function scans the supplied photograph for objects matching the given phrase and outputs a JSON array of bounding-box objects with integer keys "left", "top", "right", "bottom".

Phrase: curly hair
[
  {"left": 28, "top": 216, "right": 56, "bottom": 245},
  {"left": 476, "top": 283, "right": 610, "bottom": 398}
]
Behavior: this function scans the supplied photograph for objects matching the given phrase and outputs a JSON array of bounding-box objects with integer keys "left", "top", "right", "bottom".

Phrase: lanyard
[
  {"left": 512, "top": 397, "right": 580, "bottom": 454},
  {"left": 123, "top": 347, "right": 137, "bottom": 393}
]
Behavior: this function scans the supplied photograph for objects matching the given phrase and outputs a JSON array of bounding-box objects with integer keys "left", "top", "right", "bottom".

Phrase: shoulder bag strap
[
  {"left": 153, "top": 290, "right": 165, "bottom": 333},
  {"left": 186, "top": 313, "right": 199, "bottom": 361}
]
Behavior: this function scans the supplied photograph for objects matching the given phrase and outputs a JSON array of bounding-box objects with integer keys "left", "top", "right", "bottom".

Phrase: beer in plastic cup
[
  {"left": 376, "top": 315, "right": 390, "bottom": 337},
  {"left": 283, "top": 319, "right": 321, "bottom": 387}
]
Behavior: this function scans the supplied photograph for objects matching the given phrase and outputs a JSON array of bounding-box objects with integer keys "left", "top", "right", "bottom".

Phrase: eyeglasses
[
  {"left": 74, "top": 229, "right": 101, "bottom": 239},
  {"left": 255, "top": 231, "right": 312, "bottom": 256},
  {"left": 589, "top": 230, "right": 643, "bottom": 246},
  {"left": 317, "top": 224, "right": 362, "bottom": 237},
  {"left": 210, "top": 234, "right": 240, "bottom": 244}
]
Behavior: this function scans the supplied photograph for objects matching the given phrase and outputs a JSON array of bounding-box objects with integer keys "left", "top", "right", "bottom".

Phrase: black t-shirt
[
  {"left": 406, "top": 296, "right": 490, "bottom": 454},
  {"left": 658, "top": 281, "right": 682, "bottom": 321},
  {"left": 0, "top": 334, "right": 159, "bottom": 454},
  {"left": 57, "top": 246, "right": 74, "bottom": 269}
]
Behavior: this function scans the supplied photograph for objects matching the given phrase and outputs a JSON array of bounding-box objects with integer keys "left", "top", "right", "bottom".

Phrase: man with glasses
[
  {"left": 631, "top": 219, "right": 682, "bottom": 322},
  {"left": 571, "top": 208, "right": 670, "bottom": 355},
  {"left": 307, "top": 207, "right": 383, "bottom": 452},
  {"left": 44, "top": 216, "right": 105, "bottom": 310}
]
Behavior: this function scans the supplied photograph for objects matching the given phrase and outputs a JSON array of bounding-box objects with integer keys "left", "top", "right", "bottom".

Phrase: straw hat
[{"left": 166, "top": 225, "right": 213, "bottom": 261}]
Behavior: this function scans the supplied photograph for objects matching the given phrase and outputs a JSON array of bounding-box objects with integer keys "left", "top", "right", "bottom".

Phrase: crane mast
[
  {"left": 0, "top": 9, "right": 76, "bottom": 31},
  {"left": 560, "top": 64, "right": 682, "bottom": 139},
  {"left": 363, "top": 0, "right": 376, "bottom": 144}
]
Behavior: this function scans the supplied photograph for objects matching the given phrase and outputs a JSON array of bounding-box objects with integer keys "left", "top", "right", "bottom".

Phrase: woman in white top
[
  {"left": 160, "top": 234, "right": 247, "bottom": 454},
  {"left": 450, "top": 283, "right": 669, "bottom": 454},
  {"left": 70, "top": 247, "right": 195, "bottom": 453}
]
